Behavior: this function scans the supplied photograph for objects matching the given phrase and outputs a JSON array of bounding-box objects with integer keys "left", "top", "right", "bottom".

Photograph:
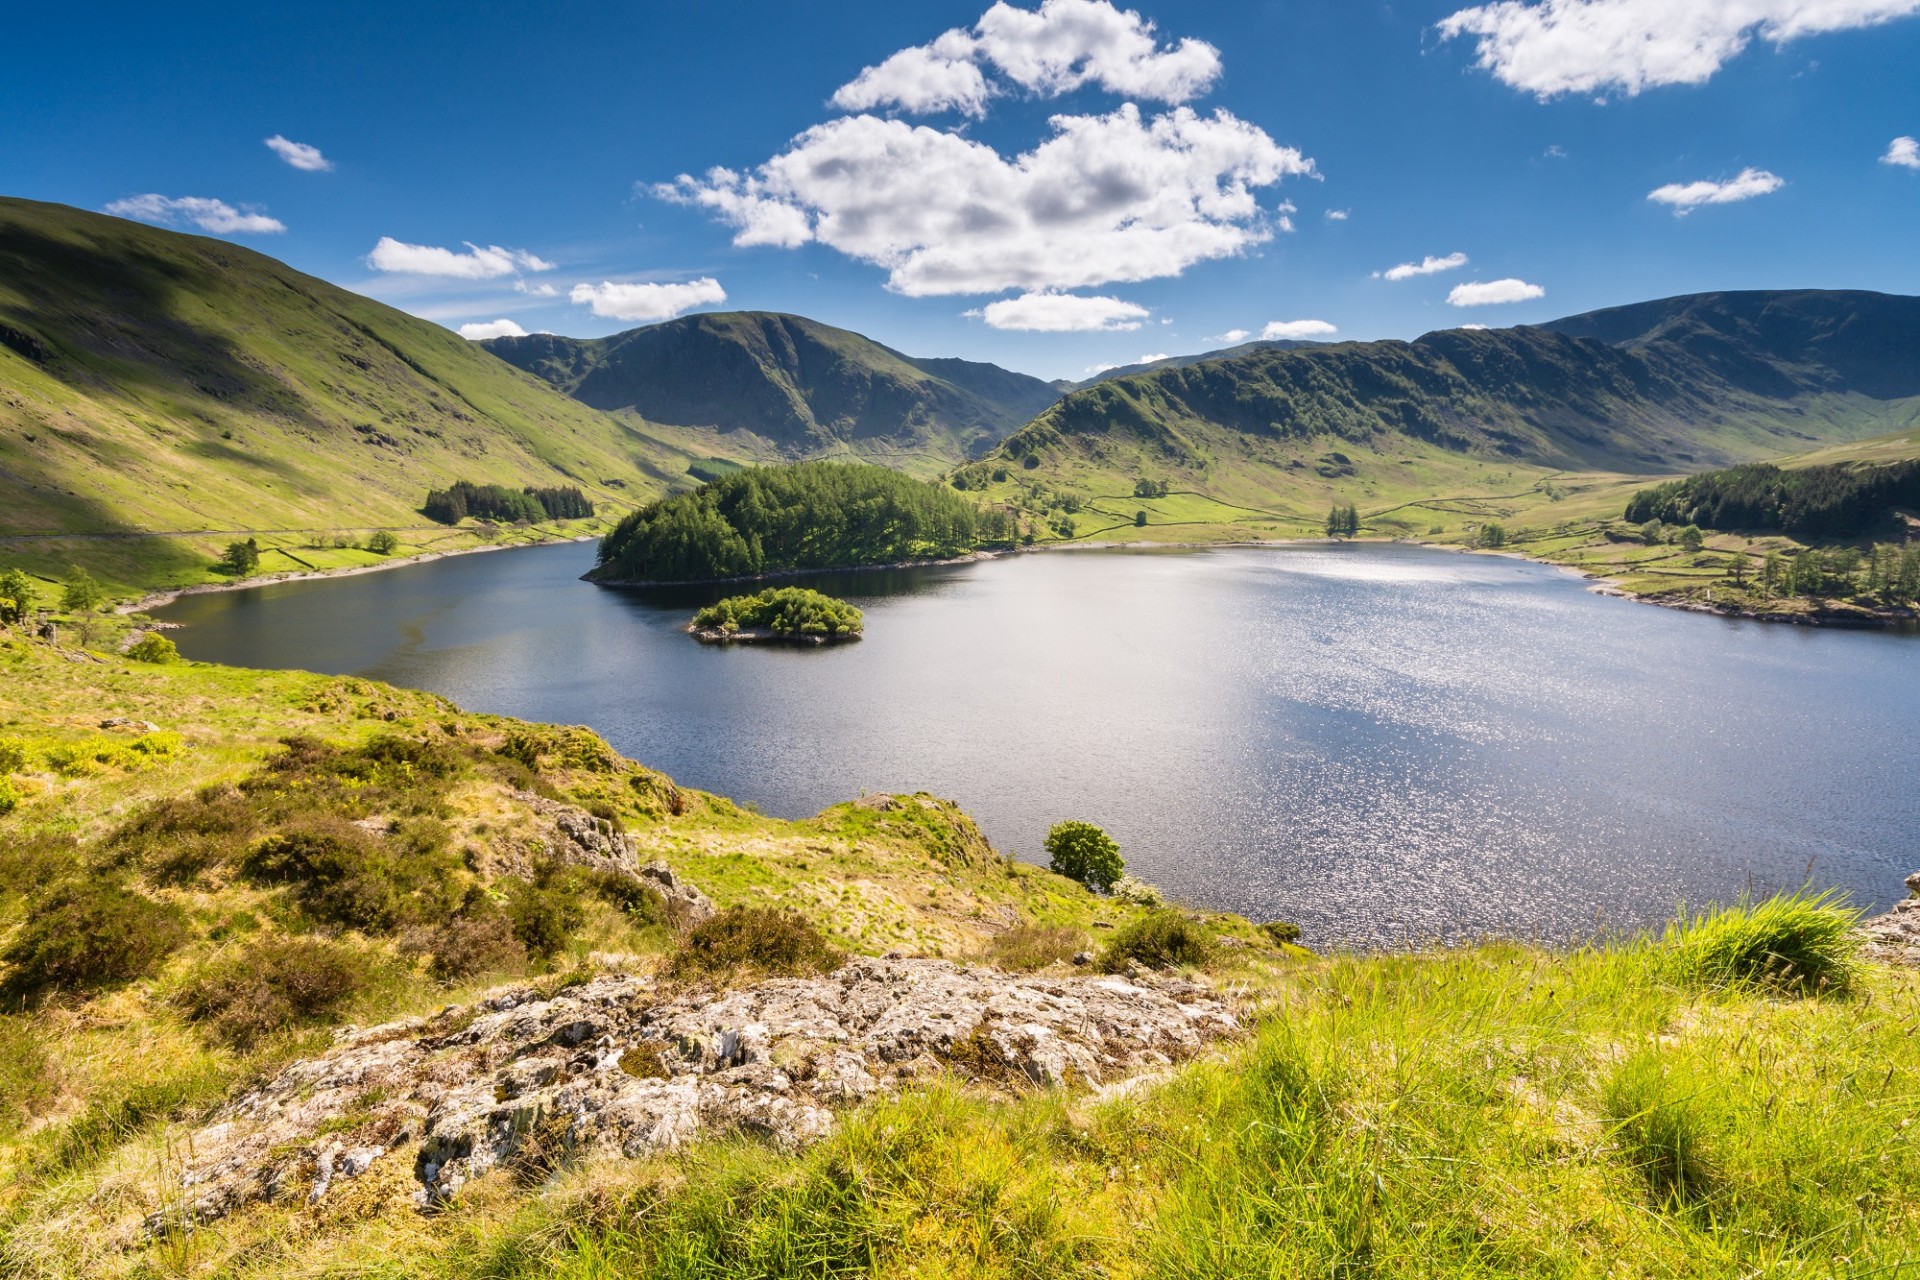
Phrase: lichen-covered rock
[
  {"left": 640, "top": 859, "right": 715, "bottom": 924},
  {"left": 1861, "top": 874, "right": 1920, "bottom": 964},
  {"left": 150, "top": 959, "right": 1237, "bottom": 1230}
]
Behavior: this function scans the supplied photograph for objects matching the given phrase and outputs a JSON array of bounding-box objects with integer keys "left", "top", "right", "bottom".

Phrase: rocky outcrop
[
  {"left": 150, "top": 959, "right": 1237, "bottom": 1229},
  {"left": 1860, "top": 872, "right": 1920, "bottom": 965}
]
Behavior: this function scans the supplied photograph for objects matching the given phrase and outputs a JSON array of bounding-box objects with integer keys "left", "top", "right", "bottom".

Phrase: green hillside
[
  {"left": 0, "top": 198, "right": 697, "bottom": 593},
  {"left": 483, "top": 312, "right": 1061, "bottom": 476},
  {"left": 960, "top": 291, "right": 1920, "bottom": 548},
  {"left": 1071, "top": 336, "right": 1325, "bottom": 389}
]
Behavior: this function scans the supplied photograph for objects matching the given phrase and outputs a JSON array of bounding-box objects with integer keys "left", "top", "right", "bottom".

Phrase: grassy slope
[
  {"left": 1, "top": 632, "right": 1915, "bottom": 1276},
  {"left": 482, "top": 312, "right": 1061, "bottom": 478},
  {"left": 0, "top": 198, "right": 701, "bottom": 593}
]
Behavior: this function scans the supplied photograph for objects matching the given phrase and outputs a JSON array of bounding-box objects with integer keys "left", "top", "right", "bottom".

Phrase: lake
[{"left": 155, "top": 541, "right": 1920, "bottom": 945}]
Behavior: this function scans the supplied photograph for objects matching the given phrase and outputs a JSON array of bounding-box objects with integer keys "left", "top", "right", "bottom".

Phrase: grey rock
[{"left": 149, "top": 959, "right": 1237, "bottom": 1228}]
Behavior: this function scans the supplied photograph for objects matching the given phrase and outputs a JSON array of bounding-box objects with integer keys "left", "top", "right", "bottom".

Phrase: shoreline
[
  {"left": 124, "top": 533, "right": 598, "bottom": 615},
  {"left": 586, "top": 548, "right": 1005, "bottom": 589}
]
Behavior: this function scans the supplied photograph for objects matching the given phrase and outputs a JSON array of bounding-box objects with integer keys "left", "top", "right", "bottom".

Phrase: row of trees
[
  {"left": 1626, "top": 460, "right": 1920, "bottom": 539},
  {"left": 1325, "top": 503, "right": 1360, "bottom": 537},
  {"left": 423, "top": 481, "right": 594, "bottom": 526},
  {"left": 592, "top": 462, "right": 1002, "bottom": 583},
  {"left": 1754, "top": 543, "right": 1920, "bottom": 604},
  {"left": 0, "top": 567, "right": 105, "bottom": 623}
]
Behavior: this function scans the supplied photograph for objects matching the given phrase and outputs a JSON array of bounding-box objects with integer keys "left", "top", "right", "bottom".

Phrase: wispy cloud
[
  {"left": 1447, "top": 278, "right": 1545, "bottom": 306},
  {"left": 458, "top": 318, "right": 529, "bottom": 340},
  {"left": 1324, "top": 208, "right": 1350, "bottom": 221},
  {"left": 1647, "top": 167, "right": 1784, "bottom": 213},
  {"left": 1213, "top": 327, "right": 1252, "bottom": 343},
  {"left": 265, "top": 135, "right": 332, "bottom": 172},
  {"left": 1438, "top": 0, "right": 1920, "bottom": 99},
  {"left": 1883, "top": 136, "right": 1920, "bottom": 169},
  {"left": 1379, "top": 252, "right": 1468, "bottom": 281},
  {"left": 104, "top": 194, "right": 285, "bottom": 234},
  {"left": 1261, "top": 319, "right": 1337, "bottom": 339},
  {"left": 968, "top": 292, "right": 1149, "bottom": 331},
  {"left": 570, "top": 278, "right": 727, "bottom": 322},
  {"left": 367, "top": 238, "right": 556, "bottom": 278}
]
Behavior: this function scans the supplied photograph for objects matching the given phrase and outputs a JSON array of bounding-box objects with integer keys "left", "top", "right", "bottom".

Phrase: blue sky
[{"left": 4, "top": 0, "right": 1917, "bottom": 380}]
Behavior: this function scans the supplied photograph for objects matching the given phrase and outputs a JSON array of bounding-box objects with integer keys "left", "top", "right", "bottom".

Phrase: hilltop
[
  {"left": 0, "top": 198, "right": 696, "bottom": 593},
  {"left": 483, "top": 312, "right": 1061, "bottom": 476}
]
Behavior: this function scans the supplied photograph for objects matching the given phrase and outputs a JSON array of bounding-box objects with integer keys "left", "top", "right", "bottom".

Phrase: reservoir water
[{"left": 156, "top": 541, "right": 1920, "bottom": 944}]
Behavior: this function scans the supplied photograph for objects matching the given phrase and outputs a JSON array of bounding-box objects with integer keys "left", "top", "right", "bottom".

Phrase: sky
[{"left": 3, "top": 0, "right": 1918, "bottom": 381}]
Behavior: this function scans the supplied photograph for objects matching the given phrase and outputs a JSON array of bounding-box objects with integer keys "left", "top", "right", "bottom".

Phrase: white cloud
[
  {"left": 1214, "top": 327, "right": 1252, "bottom": 343},
  {"left": 1084, "top": 362, "right": 1120, "bottom": 375},
  {"left": 458, "top": 318, "right": 529, "bottom": 340},
  {"left": 1135, "top": 351, "right": 1170, "bottom": 362},
  {"left": 104, "top": 194, "right": 285, "bottom": 234},
  {"left": 1382, "top": 251, "right": 1469, "bottom": 281},
  {"left": 1459, "top": 323, "right": 1491, "bottom": 330},
  {"left": 570, "top": 278, "right": 728, "bottom": 323},
  {"left": 515, "top": 281, "right": 561, "bottom": 297},
  {"left": 1447, "top": 278, "right": 1546, "bottom": 306},
  {"left": 1545, "top": 143, "right": 1568, "bottom": 158},
  {"left": 1883, "top": 136, "right": 1920, "bottom": 169},
  {"left": 833, "top": 0, "right": 1221, "bottom": 118},
  {"left": 969, "top": 291, "right": 1149, "bottom": 331},
  {"left": 1261, "top": 319, "right": 1337, "bottom": 339},
  {"left": 1325, "top": 208, "right": 1350, "bottom": 220},
  {"left": 265, "top": 135, "right": 332, "bottom": 172},
  {"left": 660, "top": 105, "right": 1312, "bottom": 296},
  {"left": 367, "top": 238, "right": 556, "bottom": 279},
  {"left": 1437, "top": 0, "right": 1920, "bottom": 99},
  {"left": 1646, "top": 167, "right": 1784, "bottom": 213}
]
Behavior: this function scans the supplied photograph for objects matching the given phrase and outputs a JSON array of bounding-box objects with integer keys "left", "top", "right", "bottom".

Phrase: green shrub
[
  {"left": 0, "top": 777, "right": 19, "bottom": 816},
  {"left": 126, "top": 634, "right": 178, "bottom": 664},
  {"left": 1663, "top": 892, "right": 1861, "bottom": 995},
  {"left": 1259, "top": 919, "right": 1303, "bottom": 945},
  {"left": 0, "top": 735, "right": 28, "bottom": 774},
  {"left": 506, "top": 867, "right": 587, "bottom": 964},
  {"left": 1044, "top": 820, "right": 1123, "bottom": 893},
  {"left": 986, "top": 923, "right": 1083, "bottom": 971},
  {"left": 1, "top": 878, "right": 189, "bottom": 999},
  {"left": 173, "top": 936, "right": 374, "bottom": 1048},
  {"left": 109, "top": 785, "right": 260, "bottom": 884},
  {"left": 240, "top": 815, "right": 460, "bottom": 933},
  {"left": 667, "top": 907, "right": 844, "bottom": 982},
  {"left": 1100, "top": 910, "right": 1215, "bottom": 973},
  {"left": 422, "top": 888, "right": 528, "bottom": 982}
]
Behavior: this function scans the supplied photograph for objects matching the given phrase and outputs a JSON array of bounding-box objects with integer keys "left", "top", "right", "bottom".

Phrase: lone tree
[
  {"left": 1045, "top": 820, "right": 1124, "bottom": 894},
  {"left": 365, "top": 530, "right": 399, "bottom": 556},
  {"left": 1677, "top": 525, "right": 1706, "bottom": 554},
  {"left": 60, "top": 567, "right": 104, "bottom": 613},
  {"left": 217, "top": 539, "right": 260, "bottom": 577},
  {"left": 0, "top": 568, "right": 34, "bottom": 624}
]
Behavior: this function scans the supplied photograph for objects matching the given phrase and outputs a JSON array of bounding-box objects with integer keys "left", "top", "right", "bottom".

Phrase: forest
[
  {"left": 1625, "top": 460, "right": 1920, "bottom": 538},
  {"left": 423, "top": 481, "right": 595, "bottom": 525},
  {"left": 591, "top": 461, "right": 1010, "bottom": 582}
]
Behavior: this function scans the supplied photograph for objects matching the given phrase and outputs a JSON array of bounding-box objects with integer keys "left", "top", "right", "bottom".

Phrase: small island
[{"left": 689, "top": 587, "right": 864, "bottom": 646}]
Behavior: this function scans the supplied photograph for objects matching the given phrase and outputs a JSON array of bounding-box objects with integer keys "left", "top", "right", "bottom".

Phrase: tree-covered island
[
  {"left": 690, "top": 586, "right": 864, "bottom": 645},
  {"left": 589, "top": 460, "right": 1012, "bottom": 584}
]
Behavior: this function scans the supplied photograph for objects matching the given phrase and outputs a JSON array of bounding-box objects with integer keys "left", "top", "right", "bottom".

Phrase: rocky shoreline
[{"left": 687, "top": 624, "right": 862, "bottom": 646}]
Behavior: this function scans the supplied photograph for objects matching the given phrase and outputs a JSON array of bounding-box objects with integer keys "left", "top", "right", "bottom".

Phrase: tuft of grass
[
  {"left": 985, "top": 923, "right": 1083, "bottom": 972},
  {"left": 1663, "top": 891, "right": 1862, "bottom": 995},
  {"left": 1601, "top": 1050, "right": 1717, "bottom": 1209},
  {"left": 666, "top": 907, "right": 845, "bottom": 983},
  {"left": 1100, "top": 909, "right": 1215, "bottom": 973}
]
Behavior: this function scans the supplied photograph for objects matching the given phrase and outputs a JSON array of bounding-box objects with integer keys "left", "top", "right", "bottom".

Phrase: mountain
[
  {"left": 1072, "top": 338, "right": 1325, "bottom": 389},
  {"left": 0, "top": 198, "right": 693, "bottom": 587},
  {"left": 483, "top": 312, "right": 1061, "bottom": 475}
]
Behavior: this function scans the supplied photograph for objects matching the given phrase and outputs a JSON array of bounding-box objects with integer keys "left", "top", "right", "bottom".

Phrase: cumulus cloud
[
  {"left": 1134, "top": 351, "right": 1170, "bottom": 362},
  {"left": 1447, "top": 278, "right": 1546, "bottom": 306},
  {"left": 265, "top": 135, "right": 332, "bottom": 171},
  {"left": 1646, "top": 167, "right": 1784, "bottom": 213},
  {"left": 570, "top": 278, "right": 728, "bottom": 323},
  {"left": 458, "top": 318, "right": 529, "bottom": 340},
  {"left": 660, "top": 105, "right": 1312, "bottom": 296},
  {"left": 1214, "top": 327, "right": 1252, "bottom": 343},
  {"left": 367, "top": 238, "right": 556, "bottom": 279},
  {"left": 1381, "top": 252, "right": 1469, "bottom": 281},
  {"left": 104, "top": 194, "right": 285, "bottom": 234},
  {"left": 1459, "top": 323, "right": 1492, "bottom": 329},
  {"left": 969, "top": 291, "right": 1149, "bottom": 331},
  {"left": 1261, "top": 319, "right": 1337, "bottom": 339},
  {"left": 832, "top": 0, "right": 1221, "bottom": 118},
  {"left": 1438, "top": 0, "right": 1920, "bottom": 99},
  {"left": 1325, "top": 208, "right": 1350, "bottom": 220},
  {"left": 1883, "top": 136, "right": 1920, "bottom": 169}
]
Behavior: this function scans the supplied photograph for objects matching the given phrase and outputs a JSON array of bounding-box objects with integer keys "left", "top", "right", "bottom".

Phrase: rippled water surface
[{"left": 157, "top": 542, "right": 1920, "bottom": 943}]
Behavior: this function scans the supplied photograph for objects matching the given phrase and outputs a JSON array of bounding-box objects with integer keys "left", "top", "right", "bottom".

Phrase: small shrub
[
  {"left": 421, "top": 888, "right": 527, "bottom": 982},
  {"left": 506, "top": 873, "right": 586, "bottom": 965},
  {"left": 126, "top": 634, "right": 178, "bottom": 664},
  {"left": 174, "top": 936, "right": 374, "bottom": 1048},
  {"left": 1044, "top": 820, "right": 1124, "bottom": 894},
  {"left": 0, "top": 736, "right": 28, "bottom": 774},
  {"left": 1110, "top": 875, "right": 1163, "bottom": 907},
  {"left": 667, "top": 907, "right": 844, "bottom": 982},
  {"left": 986, "top": 923, "right": 1082, "bottom": 972},
  {"left": 1100, "top": 910, "right": 1215, "bottom": 973},
  {"left": 240, "top": 816, "right": 460, "bottom": 933},
  {"left": 0, "top": 777, "right": 19, "bottom": 816},
  {"left": 1663, "top": 891, "right": 1861, "bottom": 995},
  {"left": 110, "top": 785, "right": 259, "bottom": 884},
  {"left": 1, "top": 879, "right": 189, "bottom": 999},
  {"left": 1259, "top": 919, "right": 1303, "bottom": 945}
]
